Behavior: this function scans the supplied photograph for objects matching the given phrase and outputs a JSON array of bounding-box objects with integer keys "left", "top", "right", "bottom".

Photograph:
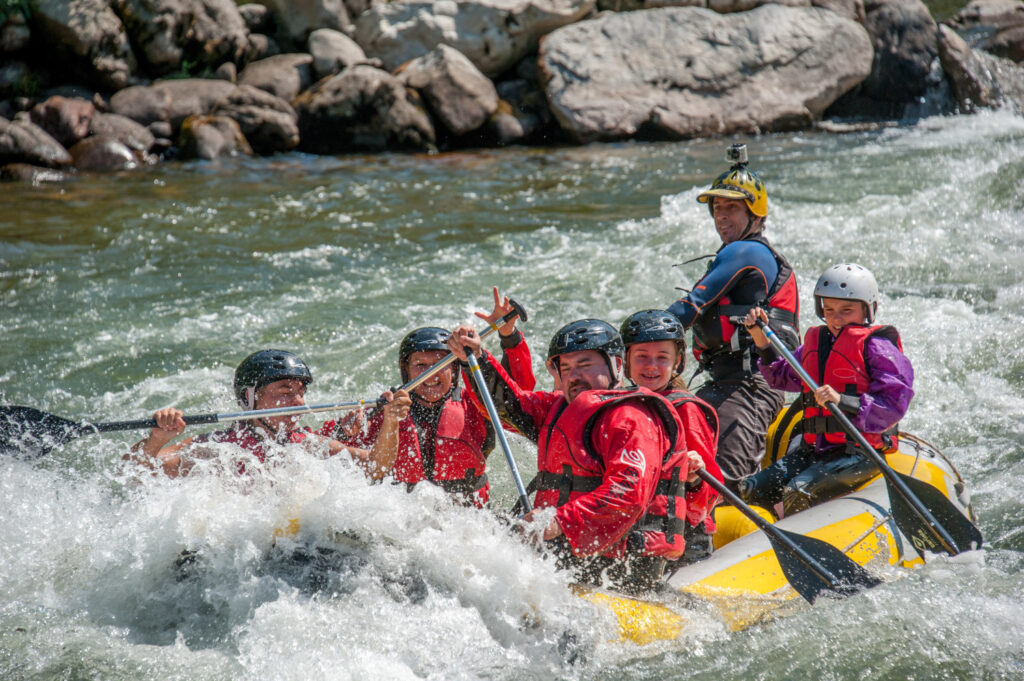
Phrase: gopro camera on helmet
[{"left": 726, "top": 143, "right": 748, "bottom": 166}]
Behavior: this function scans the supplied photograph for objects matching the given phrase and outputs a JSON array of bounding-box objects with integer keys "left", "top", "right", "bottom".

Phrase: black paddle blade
[
  {"left": 0, "top": 406, "right": 93, "bottom": 459},
  {"left": 887, "top": 470, "right": 984, "bottom": 556},
  {"left": 769, "top": 527, "right": 882, "bottom": 604}
]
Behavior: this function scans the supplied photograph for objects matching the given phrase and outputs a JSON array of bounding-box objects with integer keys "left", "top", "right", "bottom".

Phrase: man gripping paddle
[
  {"left": 126, "top": 350, "right": 410, "bottom": 480},
  {"left": 448, "top": 318, "right": 690, "bottom": 593}
]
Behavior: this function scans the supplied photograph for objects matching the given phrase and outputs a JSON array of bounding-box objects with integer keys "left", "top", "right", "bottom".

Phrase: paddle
[
  {"left": 755, "top": 319, "right": 983, "bottom": 556},
  {"left": 1, "top": 304, "right": 529, "bottom": 460},
  {"left": 696, "top": 469, "right": 879, "bottom": 603},
  {"left": 464, "top": 351, "right": 533, "bottom": 514}
]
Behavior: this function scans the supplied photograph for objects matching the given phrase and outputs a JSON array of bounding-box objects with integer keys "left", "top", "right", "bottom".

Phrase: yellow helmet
[{"left": 696, "top": 145, "right": 768, "bottom": 217}]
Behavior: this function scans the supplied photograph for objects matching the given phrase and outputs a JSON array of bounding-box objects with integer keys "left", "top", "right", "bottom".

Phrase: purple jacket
[{"left": 757, "top": 329, "right": 914, "bottom": 453}]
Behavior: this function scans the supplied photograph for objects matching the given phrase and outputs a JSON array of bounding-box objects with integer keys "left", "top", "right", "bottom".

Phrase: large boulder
[
  {"left": 294, "top": 64, "right": 435, "bottom": 153},
  {"left": 947, "top": 0, "right": 1024, "bottom": 63},
  {"left": 354, "top": 0, "right": 595, "bottom": 78},
  {"left": 113, "top": 0, "right": 249, "bottom": 76},
  {"left": 0, "top": 116, "right": 73, "bottom": 167},
  {"left": 256, "top": 0, "right": 351, "bottom": 48},
  {"left": 69, "top": 135, "right": 139, "bottom": 170},
  {"left": 109, "top": 78, "right": 236, "bottom": 130},
  {"left": 178, "top": 114, "right": 253, "bottom": 159},
  {"left": 540, "top": 5, "right": 872, "bottom": 142},
  {"left": 237, "top": 54, "right": 315, "bottom": 101},
  {"left": 31, "top": 0, "right": 138, "bottom": 90},
  {"left": 212, "top": 84, "right": 300, "bottom": 153},
  {"left": 826, "top": 0, "right": 947, "bottom": 119},
  {"left": 88, "top": 112, "right": 157, "bottom": 152},
  {"left": 308, "top": 28, "right": 369, "bottom": 79},
  {"left": 29, "top": 96, "right": 95, "bottom": 147},
  {"left": 398, "top": 45, "right": 499, "bottom": 136},
  {"left": 938, "top": 23, "right": 1024, "bottom": 110}
]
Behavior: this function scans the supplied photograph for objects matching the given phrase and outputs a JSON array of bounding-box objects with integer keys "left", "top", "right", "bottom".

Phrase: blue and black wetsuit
[{"left": 669, "top": 234, "right": 799, "bottom": 487}]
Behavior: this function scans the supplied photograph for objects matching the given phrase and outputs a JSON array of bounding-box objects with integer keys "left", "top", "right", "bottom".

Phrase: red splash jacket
[{"left": 471, "top": 351, "right": 687, "bottom": 560}]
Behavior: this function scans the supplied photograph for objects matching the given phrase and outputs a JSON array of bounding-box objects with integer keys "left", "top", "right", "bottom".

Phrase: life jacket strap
[
  {"left": 534, "top": 467, "right": 602, "bottom": 507},
  {"left": 435, "top": 468, "right": 488, "bottom": 496}
]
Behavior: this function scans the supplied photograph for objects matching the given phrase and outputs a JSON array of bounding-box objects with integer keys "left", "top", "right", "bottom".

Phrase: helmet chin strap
[{"left": 738, "top": 213, "right": 759, "bottom": 241}]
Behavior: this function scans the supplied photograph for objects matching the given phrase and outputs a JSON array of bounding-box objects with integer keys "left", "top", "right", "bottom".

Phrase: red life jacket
[
  {"left": 531, "top": 387, "right": 685, "bottom": 560},
  {"left": 192, "top": 422, "right": 312, "bottom": 472},
  {"left": 800, "top": 324, "right": 903, "bottom": 451},
  {"left": 342, "top": 389, "right": 493, "bottom": 504},
  {"left": 692, "top": 235, "right": 800, "bottom": 372},
  {"left": 661, "top": 388, "right": 722, "bottom": 534}
]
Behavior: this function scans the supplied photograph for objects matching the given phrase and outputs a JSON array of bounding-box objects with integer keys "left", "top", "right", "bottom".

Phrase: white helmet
[{"left": 814, "top": 263, "right": 879, "bottom": 323}]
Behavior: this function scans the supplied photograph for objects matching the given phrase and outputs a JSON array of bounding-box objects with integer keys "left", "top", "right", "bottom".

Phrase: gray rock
[
  {"left": 0, "top": 116, "right": 73, "bottom": 167},
  {"left": 178, "top": 114, "right": 254, "bottom": 159},
  {"left": 294, "top": 64, "right": 435, "bottom": 153},
  {"left": 948, "top": 0, "right": 1024, "bottom": 63},
  {"left": 488, "top": 107, "right": 527, "bottom": 145},
  {"left": 827, "top": 0, "right": 945, "bottom": 119},
  {"left": 398, "top": 44, "right": 499, "bottom": 136},
  {"left": 212, "top": 84, "right": 299, "bottom": 153},
  {"left": 354, "top": 0, "right": 596, "bottom": 78},
  {"left": 308, "top": 28, "right": 367, "bottom": 79},
  {"left": 812, "top": 0, "right": 864, "bottom": 22},
  {"left": 69, "top": 135, "right": 139, "bottom": 170},
  {"left": 214, "top": 62, "right": 239, "bottom": 82},
  {"left": 31, "top": 0, "right": 138, "bottom": 90},
  {"left": 148, "top": 120, "right": 173, "bottom": 138},
  {"left": 246, "top": 33, "right": 282, "bottom": 62},
  {"left": 89, "top": 112, "right": 156, "bottom": 152},
  {"left": 29, "top": 96, "right": 95, "bottom": 147},
  {"left": 110, "top": 78, "right": 236, "bottom": 130},
  {"left": 113, "top": 0, "right": 249, "bottom": 76},
  {"left": 239, "top": 2, "right": 272, "bottom": 33},
  {"left": 257, "top": 0, "right": 351, "bottom": 48},
  {"left": 1, "top": 162, "right": 68, "bottom": 183},
  {"left": 540, "top": 5, "right": 872, "bottom": 142},
  {"left": 238, "top": 53, "right": 316, "bottom": 101},
  {"left": 938, "top": 23, "right": 1024, "bottom": 110}
]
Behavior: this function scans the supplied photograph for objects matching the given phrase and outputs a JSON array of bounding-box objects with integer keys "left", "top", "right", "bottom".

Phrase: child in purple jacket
[{"left": 738, "top": 263, "right": 914, "bottom": 516}]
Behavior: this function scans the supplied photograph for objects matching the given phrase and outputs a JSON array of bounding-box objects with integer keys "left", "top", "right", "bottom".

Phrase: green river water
[{"left": 2, "top": 110, "right": 1023, "bottom": 679}]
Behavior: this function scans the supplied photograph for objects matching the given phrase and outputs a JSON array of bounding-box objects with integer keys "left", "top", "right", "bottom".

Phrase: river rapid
[{"left": 2, "top": 110, "right": 1023, "bottom": 680}]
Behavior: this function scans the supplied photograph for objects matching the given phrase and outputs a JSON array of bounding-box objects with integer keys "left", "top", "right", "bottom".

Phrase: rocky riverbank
[{"left": 1, "top": 0, "right": 1022, "bottom": 182}]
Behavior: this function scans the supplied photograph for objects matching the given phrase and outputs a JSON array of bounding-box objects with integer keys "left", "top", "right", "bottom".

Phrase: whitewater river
[{"left": 2, "top": 110, "right": 1023, "bottom": 680}]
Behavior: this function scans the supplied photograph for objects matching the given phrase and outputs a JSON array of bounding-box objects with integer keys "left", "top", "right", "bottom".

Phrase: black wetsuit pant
[
  {"left": 696, "top": 371, "right": 784, "bottom": 492},
  {"left": 742, "top": 441, "right": 880, "bottom": 517}
]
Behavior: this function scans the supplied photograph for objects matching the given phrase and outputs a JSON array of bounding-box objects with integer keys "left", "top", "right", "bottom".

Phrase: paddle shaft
[
  {"left": 85, "top": 307, "right": 528, "bottom": 435},
  {"left": 696, "top": 469, "right": 844, "bottom": 592},
  {"left": 756, "top": 320, "right": 961, "bottom": 555},
  {"left": 464, "top": 351, "right": 532, "bottom": 513}
]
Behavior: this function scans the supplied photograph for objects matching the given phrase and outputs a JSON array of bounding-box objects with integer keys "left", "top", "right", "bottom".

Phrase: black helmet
[
  {"left": 620, "top": 310, "right": 686, "bottom": 348},
  {"left": 620, "top": 310, "right": 687, "bottom": 377},
  {"left": 233, "top": 350, "right": 313, "bottom": 408},
  {"left": 547, "top": 319, "right": 624, "bottom": 377},
  {"left": 399, "top": 327, "right": 452, "bottom": 383}
]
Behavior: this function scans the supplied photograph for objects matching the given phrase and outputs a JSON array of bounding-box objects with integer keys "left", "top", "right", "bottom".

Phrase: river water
[{"left": 2, "top": 110, "right": 1023, "bottom": 680}]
